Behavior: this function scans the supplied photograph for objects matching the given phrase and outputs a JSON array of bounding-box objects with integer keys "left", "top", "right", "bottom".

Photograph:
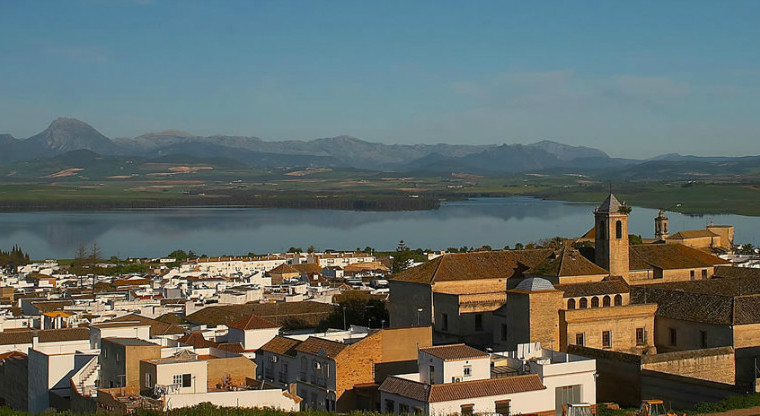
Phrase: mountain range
[{"left": 1, "top": 118, "right": 756, "bottom": 177}]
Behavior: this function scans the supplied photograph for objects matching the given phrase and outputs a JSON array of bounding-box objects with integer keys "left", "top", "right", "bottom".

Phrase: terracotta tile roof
[
  {"left": 0, "top": 351, "right": 27, "bottom": 360},
  {"left": 527, "top": 248, "right": 609, "bottom": 277},
  {"left": 713, "top": 266, "right": 760, "bottom": 280},
  {"left": 420, "top": 344, "right": 488, "bottom": 361},
  {"left": 343, "top": 262, "right": 389, "bottom": 273},
  {"left": 228, "top": 314, "right": 280, "bottom": 331},
  {"left": 379, "top": 374, "right": 545, "bottom": 403},
  {"left": 155, "top": 313, "right": 186, "bottom": 325},
  {"left": 185, "top": 301, "right": 334, "bottom": 329},
  {"left": 114, "top": 278, "right": 151, "bottom": 286},
  {"left": 216, "top": 342, "right": 245, "bottom": 353},
  {"left": 268, "top": 264, "right": 300, "bottom": 275},
  {"left": 292, "top": 263, "right": 322, "bottom": 275},
  {"left": 668, "top": 230, "right": 719, "bottom": 240},
  {"left": 429, "top": 374, "right": 545, "bottom": 402},
  {"left": 555, "top": 277, "right": 629, "bottom": 298},
  {"left": 580, "top": 227, "right": 596, "bottom": 239},
  {"left": 107, "top": 314, "right": 185, "bottom": 337},
  {"left": 378, "top": 377, "right": 430, "bottom": 402},
  {"left": 629, "top": 244, "right": 730, "bottom": 270},
  {"left": 391, "top": 250, "right": 553, "bottom": 285},
  {"left": 258, "top": 336, "right": 301, "bottom": 356},
  {"left": 294, "top": 336, "right": 348, "bottom": 358},
  {"left": 632, "top": 278, "right": 760, "bottom": 325},
  {"left": 178, "top": 331, "right": 217, "bottom": 349},
  {"left": 26, "top": 327, "right": 89, "bottom": 343}
]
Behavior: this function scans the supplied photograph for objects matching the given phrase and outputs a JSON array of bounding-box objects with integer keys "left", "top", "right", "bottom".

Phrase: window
[
  {"left": 144, "top": 373, "right": 152, "bottom": 388},
  {"left": 567, "top": 299, "right": 576, "bottom": 309},
  {"left": 700, "top": 330, "right": 708, "bottom": 348},
  {"left": 579, "top": 298, "right": 588, "bottom": 309},
  {"left": 616, "top": 221, "right": 623, "bottom": 239},
  {"left": 602, "top": 331, "right": 612, "bottom": 349},
  {"left": 475, "top": 314, "right": 483, "bottom": 331},
  {"left": 429, "top": 365, "right": 436, "bottom": 385},
  {"left": 702, "top": 269, "right": 708, "bottom": 280},
  {"left": 669, "top": 328, "right": 677, "bottom": 346},
  {"left": 591, "top": 297, "right": 599, "bottom": 308},
  {"left": 464, "top": 365, "right": 472, "bottom": 378},
  {"left": 614, "top": 294, "right": 623, "bottom": 306},
  {"left": 173, "top": 374, "right": 192, "bottom": 387},
  {"left": 461, "top": 404, "right": 474, "bottom": 416},
  {"left": 602, "top": 295, "right": 611, "bottom": 307},
  {"left": 384, "top": 399, "right": 395, "bottom": 414},
  {"left": 441, "top": 313, "right": 448, "bottom": 331},
  {"left": 575, "top": 333, "right": 585, "bottom": 346},
  {"left": 636, "top": 328, "right": 647, "bottom": 346},
  {"left": 495, "top": 400, "right": 511, "bottom": 416},
  {"left": 501, "top": 324, "right": 507, "bottom": 341},
  {"left": 690, "top": 270, "right": 695, "bottom": 280},
  {"left": 103, "top": 348, "right": 108, "bottom": 358},
  {"left": 399, "top": 404, "right": 410, "bottom": 415},
  {"left": 599, "top": 221, "right": 606, "bottom": 239}
]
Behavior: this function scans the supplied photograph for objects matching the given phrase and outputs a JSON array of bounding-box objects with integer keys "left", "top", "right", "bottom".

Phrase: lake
[{"left": 0, "top": 197, "right": 758, "bottom": 259}]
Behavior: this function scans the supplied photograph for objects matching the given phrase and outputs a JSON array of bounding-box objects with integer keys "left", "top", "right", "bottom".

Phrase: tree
[
  {"left": 0, "top": 245, "right": 30, "bottom": 268},
  {"left": 168, "top": 250, "right": 188, "bottom": 261},
  {"left": 392, "top": 240, "right": 414, "bottom": 274},
  {"left": 287, "top": 247, "right": 303, "bottom": 253},
  {"left": 307, "top": 245, "right": 316, "bottom": 254},
  {"left": 89, "top": 242, "right": 102, "bottom": 266},
  {"left": 317, "top": 291, "right": 389, "bottom": 331},
  {"left": 629, "top": 234, "right": 643, "bottom": 245},
  {"left": 514, "top": 243, "right": 524, "bottom": 250},
  {"left": 363, "top": 246, "right": 374, "bottom": 254}
]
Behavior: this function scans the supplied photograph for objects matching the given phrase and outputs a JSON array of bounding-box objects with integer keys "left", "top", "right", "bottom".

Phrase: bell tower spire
[{"left": 594, "top": 193, "right": 630, "bottom": 278}]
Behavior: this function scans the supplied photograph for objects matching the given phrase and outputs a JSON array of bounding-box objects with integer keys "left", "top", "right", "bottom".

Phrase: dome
[{"left": 514, "top": 277, "right": 555, "bottom": 292}]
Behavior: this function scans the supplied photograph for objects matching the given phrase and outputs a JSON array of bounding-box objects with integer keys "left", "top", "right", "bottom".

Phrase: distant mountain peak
[
  {"left": 26, "top": 117, "right": 118, "bottom": 155},
  {"left": 143, "top": 129, "right": 196, "bottom": 138}
]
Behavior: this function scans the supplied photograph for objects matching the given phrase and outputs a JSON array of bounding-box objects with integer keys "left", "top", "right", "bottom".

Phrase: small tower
[
  {"left": 594, "top": 194, "right": 630, "bottom": 277},
  {"left": 654, "top": 210, "right": 669, "bottom": 241}
]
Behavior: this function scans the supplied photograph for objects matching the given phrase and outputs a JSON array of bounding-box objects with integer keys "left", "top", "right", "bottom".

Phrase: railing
[{"left": 278, "top": 372, "right": 288, "bottom": 383}]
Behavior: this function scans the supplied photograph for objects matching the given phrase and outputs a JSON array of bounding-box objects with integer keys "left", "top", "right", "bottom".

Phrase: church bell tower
[
  {"left": 594, "top": 193, "right": 629, "bottom": 277},
  {"left": 655, "top": 209, "right": 669, "bottom": 241}
]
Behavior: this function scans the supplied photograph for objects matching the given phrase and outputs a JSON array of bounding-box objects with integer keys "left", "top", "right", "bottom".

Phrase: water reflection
[{"left": 0, "top": 197, "right": 756, "bottom": 259}]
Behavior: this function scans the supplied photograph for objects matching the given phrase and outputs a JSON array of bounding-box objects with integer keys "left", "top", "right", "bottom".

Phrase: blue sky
[{"left": 1, "top": 0, "right": 759, "bottom": 158}]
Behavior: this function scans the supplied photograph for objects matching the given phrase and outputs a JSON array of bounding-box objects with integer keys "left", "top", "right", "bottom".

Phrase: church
[{"left": 389, "top": 193, "right": 731, "bottom": 352}]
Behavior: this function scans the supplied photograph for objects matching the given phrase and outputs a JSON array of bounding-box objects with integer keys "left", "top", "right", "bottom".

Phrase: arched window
[
  {"left": 567, "top": 299, "right": 576, "bottom": 310},
  {"left": 591, "top": 297, "right": 600, "bottom": 308},
  {"left": 579, "top": 298, "right": 588, "bottom": 309},
  {"left": 616, "top": 220, "right": 623, "bottom": 239},
  {"left": 614, "top": 294, "right": 623, "bottom": 306},
  {"left": 599, "top": 221, "right": 606, "bottom": 239},
  {"left": 603, "top": 295, "right": 611, "bottom": 307}
]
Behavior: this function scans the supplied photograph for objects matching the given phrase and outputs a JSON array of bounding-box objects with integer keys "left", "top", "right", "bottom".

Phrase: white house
[
  {"left": 225, "top": 314, "right": 281, "bottom": 355},
  {"left": 379, "top": 343, "right": 596, "bottom": 416}
]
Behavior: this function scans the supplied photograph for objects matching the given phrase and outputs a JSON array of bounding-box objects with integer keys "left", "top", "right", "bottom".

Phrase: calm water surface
[{"left": 0, "top": 197, "right": 758, "bottom": 259}]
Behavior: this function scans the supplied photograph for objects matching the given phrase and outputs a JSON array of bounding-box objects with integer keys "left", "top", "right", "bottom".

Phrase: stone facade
[{"left": 560, "top": 304, "right": 657, "bottom": 354}]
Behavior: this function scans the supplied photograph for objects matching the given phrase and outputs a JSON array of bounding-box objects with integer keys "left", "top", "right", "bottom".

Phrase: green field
[{"left": 0, "top": 155, "right": 759, "bottom": 215}]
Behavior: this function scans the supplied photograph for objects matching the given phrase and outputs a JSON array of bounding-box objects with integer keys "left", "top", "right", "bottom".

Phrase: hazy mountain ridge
[{"left": 1, "top": 118, "right": 757, "bottom": 178}]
